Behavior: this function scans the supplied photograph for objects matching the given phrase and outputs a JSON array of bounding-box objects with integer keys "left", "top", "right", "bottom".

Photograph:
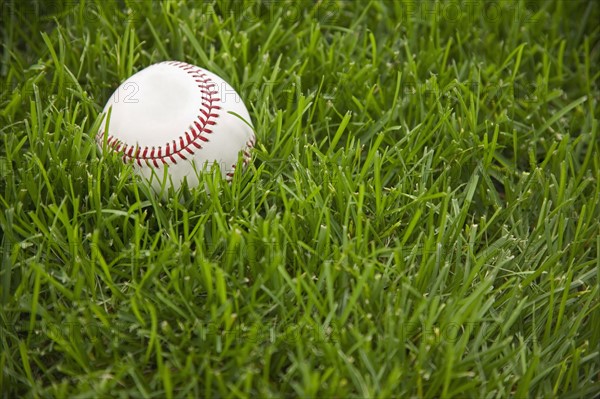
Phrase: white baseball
[{"left": 97, "top": 61, "right": 255, "bottom": 195}]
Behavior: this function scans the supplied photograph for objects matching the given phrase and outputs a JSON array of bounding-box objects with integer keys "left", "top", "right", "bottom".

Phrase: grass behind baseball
[{"left": 1, "top": 0, "right": 599, "bottom": 397}]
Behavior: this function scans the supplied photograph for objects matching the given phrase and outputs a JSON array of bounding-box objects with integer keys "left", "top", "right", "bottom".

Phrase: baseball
[{"left": 96, "top": 61, "right": 256, "bottom": 195}]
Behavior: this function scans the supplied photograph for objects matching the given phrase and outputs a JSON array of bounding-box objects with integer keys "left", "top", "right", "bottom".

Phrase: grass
[{"left": 1, "top": 0, "right": 599, "bottom": 397}]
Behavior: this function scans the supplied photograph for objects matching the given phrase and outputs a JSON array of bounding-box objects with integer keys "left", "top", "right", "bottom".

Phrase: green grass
[{"left": 1, "top": 0, "right": 599, "bottom": 397}]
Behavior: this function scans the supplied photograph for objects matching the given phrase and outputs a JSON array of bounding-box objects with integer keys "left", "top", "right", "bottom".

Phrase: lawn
[{"left": 1, "top": 0, "right": 599, "bottom": 397}]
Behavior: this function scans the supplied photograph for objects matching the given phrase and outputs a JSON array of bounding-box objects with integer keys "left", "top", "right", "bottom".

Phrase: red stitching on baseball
[
  {"left": 225, "top": 136, "right": 256, "bottom": 182},
  {"left": 97, "top": 61, "right": 224, "bottom": 167}
]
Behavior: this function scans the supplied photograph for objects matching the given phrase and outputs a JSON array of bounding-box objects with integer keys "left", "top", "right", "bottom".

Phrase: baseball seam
[
  {"left": 225, "top": 136, "right": 256, "bottom": 181},
  {"left": 97, "top": 61, "right": 254, "bottom": 175}
]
